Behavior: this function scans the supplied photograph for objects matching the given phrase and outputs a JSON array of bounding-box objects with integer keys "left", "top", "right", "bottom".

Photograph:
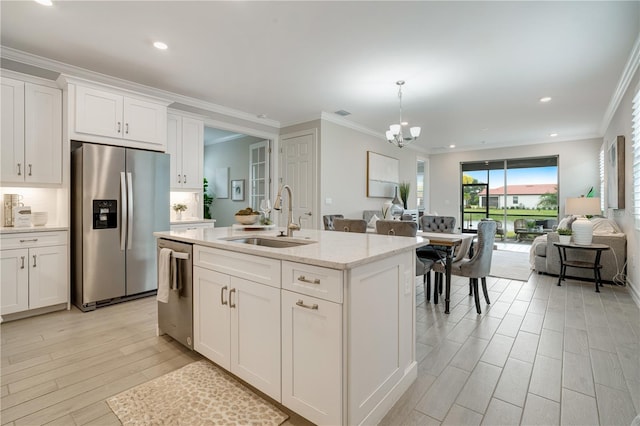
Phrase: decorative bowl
[
  {"left": 234, "top": 214, "right": 260, "bottom": 225},
  {"left": 31, "top": 212, "right": 48, "bottom": 226}
]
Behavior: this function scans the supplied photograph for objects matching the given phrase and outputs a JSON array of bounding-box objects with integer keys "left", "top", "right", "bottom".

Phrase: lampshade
[
  {"left": 565, "top": 197, "right": 601, "bottom": 245},
  {"left": 565, "top": 197, "right": 601, "bottom": 216}
]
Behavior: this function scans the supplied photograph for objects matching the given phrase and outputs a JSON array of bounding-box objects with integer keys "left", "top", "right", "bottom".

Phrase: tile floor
[{"left": 380, "top": 269, "right": 640, "bottom": 426}]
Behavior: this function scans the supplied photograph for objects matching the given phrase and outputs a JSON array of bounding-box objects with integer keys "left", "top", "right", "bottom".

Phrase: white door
[
  {"left": 1, "top": 77, "right": 25, "bottom": 183},
  {"left": 0, "top": 248, "right": 29, "bottom": 315},
  {"left": 24, "top": 83, "right": 62, "bottom": 184},
  {"left": 193, "top": 267, "right": 231, "bottom": 370},
  {"left": 29, "top": 245, "right": 67, "bottom": 309},
  {"left": 123, "top": 97, "right": 166, "bottom": 145},
  {"left": 75, "top": 85, "right": 123, "bottom": 139},
  {"left": 249, "top": 140, "right": 269, "bottom": 211},
  {"left": 230, "top": 276, "right": 281, "bottom": 400},
  {"left": 279, "top": 130, "right": 317, "bottom": 229},
  {"left": 281, "top": 289, "right": 342, "bottom": 425},
  {"left": 167, "top": 113, "right": 182, "bottom": 188},
  {"left": 180, "top": 117, "right": 204, "bottom": 190}
]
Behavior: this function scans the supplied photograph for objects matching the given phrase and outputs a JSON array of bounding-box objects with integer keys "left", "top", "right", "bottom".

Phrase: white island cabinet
[{"left": 155, "top": 227, "right": 426, "bottom": 426}]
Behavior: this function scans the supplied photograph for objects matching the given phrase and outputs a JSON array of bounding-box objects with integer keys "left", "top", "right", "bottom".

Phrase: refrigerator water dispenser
[{"left": 93, "top": 200, "right": 117, "bottom": 229}]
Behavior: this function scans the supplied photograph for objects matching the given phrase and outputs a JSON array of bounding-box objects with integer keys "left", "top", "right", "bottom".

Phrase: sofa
[{"left": 531, "top": 217, "right": 626, "bottom": 283}]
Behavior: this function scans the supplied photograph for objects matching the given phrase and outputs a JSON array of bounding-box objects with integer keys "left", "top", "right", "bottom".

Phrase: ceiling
[{"left": 1, "top": 1, "right": 639, "bottom": 153}]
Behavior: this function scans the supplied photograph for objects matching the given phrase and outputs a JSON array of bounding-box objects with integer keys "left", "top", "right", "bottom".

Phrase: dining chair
[
  {"left": 322, "top": 214, "right": 344, "bottom": 230},
  {"left": 375, "top": 220, "right": 434, "bottom": 295},
  {"left": 333, "top": 218, "right": 367, "bottom": 233},
  {"left": 417, "top": 215, "right": 457, "bottom": 298},
  {"left": 432, "top": 220, "right": 497, "bottom": 314}
]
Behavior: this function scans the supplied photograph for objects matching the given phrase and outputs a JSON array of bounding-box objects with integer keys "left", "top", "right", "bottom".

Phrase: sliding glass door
[{"left": 460, "top": 156, "right": 558, "bottom": 238}]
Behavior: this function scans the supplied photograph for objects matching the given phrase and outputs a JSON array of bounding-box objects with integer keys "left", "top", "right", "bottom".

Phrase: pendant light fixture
[{"left": 386, "top": 80, "right": 421, "bottom": 148}]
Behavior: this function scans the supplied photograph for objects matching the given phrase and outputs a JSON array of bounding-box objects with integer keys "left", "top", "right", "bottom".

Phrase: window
[
  {"left": 633, "top": 88, "right": 640, "bottom": 229},
  {"left": 512, "top": 196, "right": 519, "bottom": 204},
  {"left": 249, "top": 140, "right": 269, "bottom": 211}
]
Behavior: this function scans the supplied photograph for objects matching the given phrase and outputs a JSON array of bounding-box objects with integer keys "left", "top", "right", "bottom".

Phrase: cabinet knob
[{"left": 296, "top": 299, "right": 319, "bottom": 310}]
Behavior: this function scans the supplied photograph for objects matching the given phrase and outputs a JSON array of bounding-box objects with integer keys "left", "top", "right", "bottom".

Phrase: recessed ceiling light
[
  {"left": 34, "top": 0, "right": 53, "bottom": 5},
  {"left": 550, "top": 133, "right": 558, "bottom": 137},
  {"left": 539, "top": 96, "right": 552, "bottom": 103},
  {"left": 449, "top": 144, "right": 456, "bottom": 148},
  {"left": 257, "top": 113, "right": 267, "bottom": 119},
  {"left": 334, "top": 110, "right": 351, "bottom": 117},
  {"left": 153, "top": 41, "right": 168, "bottom": 50}
]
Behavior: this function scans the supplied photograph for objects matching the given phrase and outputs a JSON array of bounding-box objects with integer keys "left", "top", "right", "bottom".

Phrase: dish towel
[{"left": 157, "top": 248, "right": 173, "bottom": 303}]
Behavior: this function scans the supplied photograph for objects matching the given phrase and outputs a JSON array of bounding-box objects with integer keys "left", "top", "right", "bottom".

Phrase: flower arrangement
[
  {"left": 557, "top": 228, "right": 572, "bottom": 235},
  {"left": 172, "top": 203, "right": 187, "bottom": 212}
]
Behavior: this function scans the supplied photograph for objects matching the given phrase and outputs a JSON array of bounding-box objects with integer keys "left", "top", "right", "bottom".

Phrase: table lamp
[{"left": 565, "top": 196, "right": 601, "bottom": 245}]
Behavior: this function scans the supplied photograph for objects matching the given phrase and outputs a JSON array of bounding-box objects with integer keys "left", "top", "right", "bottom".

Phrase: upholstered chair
[
  {"left": 432, "top": 220, "right": 497, "bottom": 314},
  {"left": 333, "top": 218, "right": 367, "bottom": 233},
  {"left": 417, "top": 215, "right": 457, "bottom": 298},
  {"left": 322, "top": 214, "right": 344, "bottom": 230},
  {"left": 375, "top": 220, "right": 434, "bottom": 295}
]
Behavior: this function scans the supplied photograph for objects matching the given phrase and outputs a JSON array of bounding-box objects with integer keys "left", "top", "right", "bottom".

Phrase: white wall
[
  {"left": 320, "top": 120, "right": 426, "bottom": 221},
  {"left": 429, "top": 139, "right": 602, "bottom": 231},
  {"left": 603, "top": 65, "right": 639, "bottom": 303}
]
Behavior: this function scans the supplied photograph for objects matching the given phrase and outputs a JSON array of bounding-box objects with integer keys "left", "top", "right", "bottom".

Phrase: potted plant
[
  {"left": 172, "top": 203, "right": 187, "bottom": 220},
  {"left": 557, "top": 228, "right": 572, "bottom": 244},
  {"left": 399, "top": 181, "right": 411, "bottom": 209}
]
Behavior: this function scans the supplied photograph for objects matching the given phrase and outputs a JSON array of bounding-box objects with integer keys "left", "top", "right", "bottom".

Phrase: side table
[{"left": 553, "top": 242, "right": 610, "bottom": 292}]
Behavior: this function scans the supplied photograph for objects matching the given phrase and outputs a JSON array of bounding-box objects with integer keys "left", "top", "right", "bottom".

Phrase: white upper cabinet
[
  {"left": 167, "top": 112, "right": 203, "bottom": 190},
  {"left": 71, "top": 82, "right": 169, "bottom": 151},
  {"left": 1, "top": 77, "right": 62, "bottom": 184}
]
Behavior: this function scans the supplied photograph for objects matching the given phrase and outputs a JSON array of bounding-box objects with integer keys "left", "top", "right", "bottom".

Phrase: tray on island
[{"left": 231, "top": 223, "right": 276, "bottom": 231}]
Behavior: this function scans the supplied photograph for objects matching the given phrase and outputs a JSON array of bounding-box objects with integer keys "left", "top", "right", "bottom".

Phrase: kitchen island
[{"left": 154, "top": 227, "right": 429, "bottom": 425}]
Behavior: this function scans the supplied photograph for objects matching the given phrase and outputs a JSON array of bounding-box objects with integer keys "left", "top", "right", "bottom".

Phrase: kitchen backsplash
[{"left": 169, "top": 191, "right": 201, "bottom": 221}]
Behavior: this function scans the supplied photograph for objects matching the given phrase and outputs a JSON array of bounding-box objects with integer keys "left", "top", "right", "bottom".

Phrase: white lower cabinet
[
  {"left": 281, "top": 289, "right": 342, "bottom": 425},
  {"left": 0, "top": 232, "right": 68, "bottom": 316},
  {"left": 194, "top": 258, "right": 281, "bottom": 400}
]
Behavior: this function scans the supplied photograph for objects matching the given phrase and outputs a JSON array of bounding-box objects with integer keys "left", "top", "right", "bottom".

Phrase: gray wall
[{"left": 204, "top": 136, "right": 261, "bottom": 227}]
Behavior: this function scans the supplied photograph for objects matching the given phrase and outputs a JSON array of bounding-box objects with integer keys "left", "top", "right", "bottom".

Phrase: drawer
[
  {"left": 194, "top": 246, "right": 281, "bottom": 288},
  {"left": 1, "top": 231, "right": 68, "bottom": 249},
  {"left": 282, "top": 261, "right": 343, "bottom": 303}
]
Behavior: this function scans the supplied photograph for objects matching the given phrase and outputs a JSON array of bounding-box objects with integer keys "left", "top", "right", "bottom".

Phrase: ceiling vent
[{"left": 334, "top": 110, "right": 351, "bottom": 117}]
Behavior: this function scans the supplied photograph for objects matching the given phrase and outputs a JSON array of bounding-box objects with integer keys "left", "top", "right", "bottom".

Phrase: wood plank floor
[{"left": 1, "top": 255, "right": 638, "bottom": 425}]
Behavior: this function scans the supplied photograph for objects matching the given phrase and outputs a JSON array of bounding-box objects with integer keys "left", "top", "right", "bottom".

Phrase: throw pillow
[
  {"left": 591, "top": 217, "right": 622, "bottom": 234},
  {"left": 367, "top": 214, "right": 379, "bottom": 229}
]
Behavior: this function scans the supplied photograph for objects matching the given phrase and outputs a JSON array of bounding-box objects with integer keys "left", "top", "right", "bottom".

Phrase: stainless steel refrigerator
[{"left": 71, "top": 143, "right": 169, "bottom": 311}]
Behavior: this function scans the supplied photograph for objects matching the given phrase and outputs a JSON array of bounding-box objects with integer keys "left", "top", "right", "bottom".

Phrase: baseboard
[{"left": 0, "top": 303, "right": 67, "bottom": 323}]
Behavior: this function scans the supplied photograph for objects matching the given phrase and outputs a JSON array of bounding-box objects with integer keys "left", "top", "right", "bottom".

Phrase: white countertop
[
  {"left": 0, "top": 225, "right": 69, "bottom": 234},
  {"left": 154, "top": 227, "right": 430, "bottom": 270},
  {"left": 170, "top": 218, "right": 216, "bottom": 225}
]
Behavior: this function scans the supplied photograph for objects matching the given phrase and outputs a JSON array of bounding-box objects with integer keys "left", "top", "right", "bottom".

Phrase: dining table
[{"left": 417, "top": 231, "right": 476, "bottom": 314}]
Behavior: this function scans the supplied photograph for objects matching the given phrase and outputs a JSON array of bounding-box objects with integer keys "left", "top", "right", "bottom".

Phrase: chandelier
[{"left": 385, "top": 80, "right": 421, "bottom": 148}]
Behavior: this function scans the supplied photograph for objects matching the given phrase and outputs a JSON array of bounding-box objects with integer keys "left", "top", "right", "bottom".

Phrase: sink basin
[{"left": 226, "top": 237, "right": 314, "bottom": 249}]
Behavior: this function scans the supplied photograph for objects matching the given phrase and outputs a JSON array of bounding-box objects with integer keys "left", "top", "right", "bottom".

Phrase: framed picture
[
  {"left": 231, "top": 179, "right": 245, "bottom": 201},
  {"left": 606, "top": 135, "right": 625, "bottom": 209},
  {"left": 366, "top": 151, "right": 399, "bottom": 197}
]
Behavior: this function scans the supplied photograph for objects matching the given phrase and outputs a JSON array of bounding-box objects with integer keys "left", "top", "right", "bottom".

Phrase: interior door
[{"left": 279, "top": 130, "right": 317, "bottom": 229}]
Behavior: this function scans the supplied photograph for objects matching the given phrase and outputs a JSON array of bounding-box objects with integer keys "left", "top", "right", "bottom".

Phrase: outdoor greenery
[
  {"left": 203, "top": 178, "right": 214, "bottom": 219},
  {"left": 537, "top": 188, "right": 558, "bottom": 209}
]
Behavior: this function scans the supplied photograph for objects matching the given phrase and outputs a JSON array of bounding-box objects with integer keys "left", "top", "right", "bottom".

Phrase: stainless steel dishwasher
[{"left": 157, "top": 238, "right": 193, "bottom": 349}]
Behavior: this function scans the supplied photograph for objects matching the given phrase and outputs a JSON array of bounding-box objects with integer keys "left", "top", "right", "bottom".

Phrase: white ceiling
[{"left": 1, "top": 1, "right": 639, "bottom": 153}]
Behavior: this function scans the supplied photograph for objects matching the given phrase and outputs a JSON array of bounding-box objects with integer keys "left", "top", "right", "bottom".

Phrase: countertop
[
  {"left": 0, "top": 225, "right": 69, "bottom": 234},
  {"left": 154, "top": 227, "right": 430, "bottom": 270},
  {"left": 170, "top": 218, "right": 216, "bottom": 225}
]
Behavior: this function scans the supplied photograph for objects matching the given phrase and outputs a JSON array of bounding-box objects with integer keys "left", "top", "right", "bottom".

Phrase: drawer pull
[
  {"left": 32, "top": 255, "right": 37, "bottom": 268},
  {"left": 221, "top": 285, "right": 228, "bottom": 306},
  {"left": 20, "top": 256, "right": 25, "bottom": 269},
  {"left": 229, "top": 288, "right": 236, "bottom": 308},
  {"left": 296, "top": 299, "right": 318, "bottom": 310},
  {"left": 19, "top": 239, "right": 38, "bottom": 243},
  {"left": 297, "top": 275, "right": 320, "bottom": 285}
]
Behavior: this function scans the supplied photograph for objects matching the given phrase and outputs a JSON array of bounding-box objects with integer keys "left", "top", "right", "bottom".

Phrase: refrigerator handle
[
  {"left": 120, "top": 172, "right": 127, "bottom": 251},
  {"left": 127, "top": 172, "right": 134, "bottom": 250}
]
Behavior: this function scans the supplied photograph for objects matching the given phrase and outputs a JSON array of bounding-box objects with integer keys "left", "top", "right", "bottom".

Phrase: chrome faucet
[{"left": 274, "top": 184, "right": 300, "bottom": 237}]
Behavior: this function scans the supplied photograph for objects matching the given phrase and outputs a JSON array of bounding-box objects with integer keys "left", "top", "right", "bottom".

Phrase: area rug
[
  {"left": 107, "top": 360, "right": 288, "bottom": 426},
  {"left": 490, "top": 249, "right": 532, "bottom": 281}
]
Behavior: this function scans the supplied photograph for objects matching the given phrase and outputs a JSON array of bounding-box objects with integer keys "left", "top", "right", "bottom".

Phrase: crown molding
[
  {"left": 1, "top": 46, "right": 281, "bottom": 128},
  {"left": 320, "top": 111, "right": 382, "bottom": 139},
  {"left": 600, "top": 34, "right": 640, "bottom": 134}
]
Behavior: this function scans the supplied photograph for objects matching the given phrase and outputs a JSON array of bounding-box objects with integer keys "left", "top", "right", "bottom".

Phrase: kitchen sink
[{"left": 226, "top": 237, "right": 315, "bottom": 249}]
